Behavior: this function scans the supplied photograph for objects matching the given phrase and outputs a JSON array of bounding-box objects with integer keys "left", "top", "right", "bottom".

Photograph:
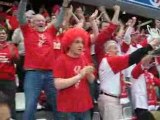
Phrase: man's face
[
  {"left": 32, "top": 14, "right": 46, "bottom": 32},
  {"left": 69, "top": 37, "right": 84, "bottom": 57},
  {"left": 155, "top": 20, "right": 160, "bottom": 29},
  {"left": 0, "top": 30, "right": 7, "bottom": 42},
  {"left": 108, "top": 44, "right": 119, "bottom": 56},
  {"left": 105, "top": 42, "right": 119, "bottom": 56},
  {"left": 0, "top": 105, "right": 11, "bottom": 120}
]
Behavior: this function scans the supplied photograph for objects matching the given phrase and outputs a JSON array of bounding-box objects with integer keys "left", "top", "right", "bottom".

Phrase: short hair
[
  {"left": 104, "top": 40, "right": 117, "bottom": 53},
  {"left": 0, "top": 26, "right": 7, "bottom": 33},
  {"left": 32, "top": 14, "right": 45, "bottom": 21}
]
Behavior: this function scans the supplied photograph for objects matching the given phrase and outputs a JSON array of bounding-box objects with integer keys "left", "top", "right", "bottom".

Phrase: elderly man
[
  {"left": 17, "top": 0, "right": 70, "bottom": 119},
  {"left": 98, "top": 38, "right": 160, "bottom": 120}
]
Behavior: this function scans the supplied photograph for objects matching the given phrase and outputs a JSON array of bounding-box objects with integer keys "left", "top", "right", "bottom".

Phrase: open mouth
[{"left": 38, "top": 25, "right": 44, "bottom": 28}]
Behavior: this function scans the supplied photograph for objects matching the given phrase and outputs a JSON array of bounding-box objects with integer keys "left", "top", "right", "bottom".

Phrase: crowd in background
[{"left": 1, "top": 0, "right": 160, "bottom": 120}]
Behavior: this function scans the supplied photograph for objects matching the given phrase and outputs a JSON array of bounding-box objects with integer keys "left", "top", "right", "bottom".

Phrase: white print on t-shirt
[
  {"left": 0, "top": 53, "right": 9, "bottom": 63},
  {"left": 53, "top": 42, "right": 61, "bottom": 49},
  {"left": 38, "top": 34, "right": 46, "bottom": 47},
  {"left": 74, "top": 66, "right": 82, "bottom": 89}
]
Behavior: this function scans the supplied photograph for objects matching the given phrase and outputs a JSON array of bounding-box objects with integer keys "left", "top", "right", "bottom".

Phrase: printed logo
[
  {"left": 38, "top": 34, "right": 46, "bottom": 47},
  {"left": 0, "top": 53, "right": 9, "bottom": 63}
]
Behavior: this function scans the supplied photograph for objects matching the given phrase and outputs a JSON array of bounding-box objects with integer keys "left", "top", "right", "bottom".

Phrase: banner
[{"left": 123, "top": 0, "right": 160, "bottom": 9}]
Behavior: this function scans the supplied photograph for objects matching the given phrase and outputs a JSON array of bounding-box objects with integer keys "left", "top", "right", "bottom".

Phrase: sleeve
[
  {"left": 53, "top": 7, "right": 65, "bottom": 29},
  {"left": 95, "top": 23, "right": 118, "bottom": 64},
  {"left": 108, "top": 44, "right": 153, "bottom": 74},
  {"left": 53, "top": 56, "right": 66, "bottom": 78},
  {"left": 131, "top": 63, "right": 144, "bottom": 79},
  {"left": 12, "top": 29, "right": 21, "bottom": 44},
  {"left": 129, "top": 44, "right": 153, "bottom": 65},
  {"left": 17, "top": 0, "right": 27, "bottom": 24},
  {"left": 107, "top": 55, "right": 130, "bottom": 73}
]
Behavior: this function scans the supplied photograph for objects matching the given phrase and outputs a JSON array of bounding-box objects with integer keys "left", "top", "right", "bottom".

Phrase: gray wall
[{"left": 73, "top": 0, "right": 160, "bottom": 19}]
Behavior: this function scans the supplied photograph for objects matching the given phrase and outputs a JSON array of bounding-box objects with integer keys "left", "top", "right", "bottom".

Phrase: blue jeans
[
  {"left": 59, "top": 110, "right": 91, "bottom": 120},
  {"left": 23, "top": 70, "right": 59, "bottom": 120}
]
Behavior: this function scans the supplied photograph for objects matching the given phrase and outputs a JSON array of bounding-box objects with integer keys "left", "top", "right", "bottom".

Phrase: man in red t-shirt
[
  {"left": 17, "top": 0, "right": 70, "bottom": 119},
  {"left": 54, "top": 27, "right": 96, "bottom": 120}
]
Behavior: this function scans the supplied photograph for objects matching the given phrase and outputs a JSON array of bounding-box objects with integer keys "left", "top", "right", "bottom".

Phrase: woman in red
[{"left": 0, "top": 26, "right": 19, "bottom": 119}]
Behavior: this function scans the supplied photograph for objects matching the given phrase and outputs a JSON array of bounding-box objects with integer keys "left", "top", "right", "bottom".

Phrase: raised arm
[
  {"left": 98, "top": 6, "right": 111, "bottom": 22},
  {"left": 89, "top": 9, "right": 99, "bottom": 43},
  {"left": 123, "top": 17, "right": 137, "bottom": 44},
  {"left": 53, "top": 0, "right": 71, "bottom": 29},
  {"left": 17, "top": 0, "right": 27, "bottom": 25}
]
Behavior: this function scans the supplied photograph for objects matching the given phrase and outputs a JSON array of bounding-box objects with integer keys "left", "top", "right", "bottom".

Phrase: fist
[
  {"left": 113, "top": 5, "right": 120, "bottom": 11},
  {"left": 98, "top": 6, "right": 106, "bottom": 12}
]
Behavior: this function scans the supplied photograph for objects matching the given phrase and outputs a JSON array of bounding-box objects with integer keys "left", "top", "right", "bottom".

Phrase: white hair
[{"left": 104, "top": 40, "right": 117, "bottom": 53}]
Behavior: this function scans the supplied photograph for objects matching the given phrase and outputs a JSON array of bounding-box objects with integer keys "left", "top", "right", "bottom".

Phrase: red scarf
[
  {"left": 120, "top": 73, "right": 128, "bottom": 98},
  {"left": 144, "top": 70, "right": 157, "bottom": 106}
]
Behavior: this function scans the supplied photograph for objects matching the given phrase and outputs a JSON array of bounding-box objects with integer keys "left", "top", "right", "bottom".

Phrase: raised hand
[
  {"left": 98, "top": 6, "right": 106, "bottom": 12},
  {"left": 89, "top": 9, "right": 98, "bottom": 21},
  {"left": 113, "top": 5, "right": 120, "bottom": 12},
  {"left": 111, "top": 5, "right": 121, "bottom": 25},
  {"left": 130, "top": 17, "right": 137, "bottom": 27},
  {"left": 62, "top": 0, "right": 72, "bottom": 7}
]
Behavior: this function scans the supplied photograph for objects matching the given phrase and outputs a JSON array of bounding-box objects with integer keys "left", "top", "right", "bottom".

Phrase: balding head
[{"left": 32, "top": 14, "right": 46, "bottom": 32}]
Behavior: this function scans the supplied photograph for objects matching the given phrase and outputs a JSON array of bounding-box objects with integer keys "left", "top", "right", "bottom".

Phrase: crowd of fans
[{"left": 1, "top": 0, "right": 160, "bottom": 120}]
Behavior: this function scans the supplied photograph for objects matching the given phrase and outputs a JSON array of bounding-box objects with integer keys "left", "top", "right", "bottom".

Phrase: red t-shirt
[
  {"left": 0, "top": 43, "right": 18, "bottom": 80},
  {"left": 54, "top": 54, "right": 93, "bottom": 112},
  {"left": 21, "top": 24, "right": 56, "bottom": 70}
]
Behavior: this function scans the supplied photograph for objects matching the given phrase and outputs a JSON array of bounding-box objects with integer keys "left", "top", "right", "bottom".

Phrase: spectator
[
  {"left": 98, "top": 38, "right": 160, "bottom": 120},
  {"left": 54, "top": 27, "right": 96, "bottom": 120},
  {"left": 0, "top": 26, "right": 19, "bottom": 119},
  {"left": 17, "top": 0, "right": 70, "bottom": 119}
]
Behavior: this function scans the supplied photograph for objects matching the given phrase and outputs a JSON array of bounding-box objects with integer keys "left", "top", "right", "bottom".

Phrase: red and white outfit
[
  {"left": 98, "top": 54, "right": 132, "bottom": 120},
  {"left": 21, "top": 24, "right": 56, "bottom": 70},
  {"left": 131, "top": 63, "right": 160, "bottom": 111},
  {"left": 54, "top": 54, "right": 93, "bottom": 112}
]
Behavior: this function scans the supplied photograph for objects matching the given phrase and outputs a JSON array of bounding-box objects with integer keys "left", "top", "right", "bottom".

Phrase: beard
[{"left": 37, "top": 26, "right": 46, "bottom": 32}]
